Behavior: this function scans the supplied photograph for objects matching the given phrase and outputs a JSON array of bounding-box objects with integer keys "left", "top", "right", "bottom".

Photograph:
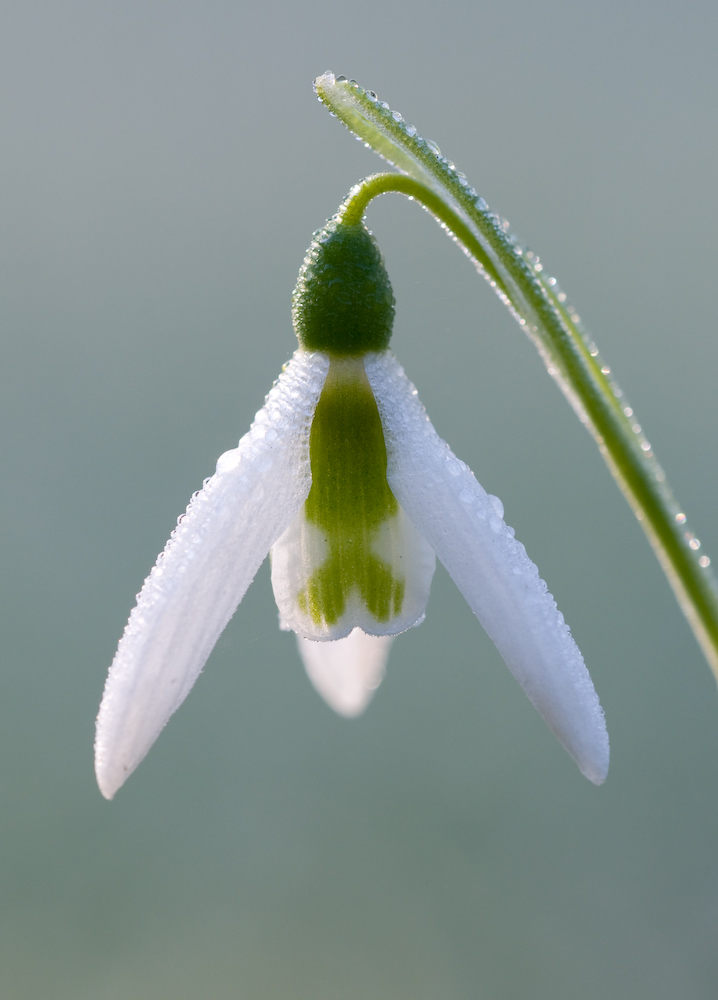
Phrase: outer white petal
[
  {"left": 366, "top": 352, "right": 609, "bottom": 785},
  {"left": 297, "top": 629, "right": 393, "bottom": 717},
  {"left": 95, "top": 350, "right": 329, "bottom": 799}
]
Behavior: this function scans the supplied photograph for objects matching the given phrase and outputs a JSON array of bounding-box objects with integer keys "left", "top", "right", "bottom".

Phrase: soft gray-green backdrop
[{"left": 2, "top": 1, "right": 717, "bottom": 997}]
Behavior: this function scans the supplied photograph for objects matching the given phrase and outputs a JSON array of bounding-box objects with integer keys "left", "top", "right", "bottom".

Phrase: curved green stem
[
  {"left": 316, "top": 72, "right": 718, "bottom": 680},
  {"left": 339, "top": 173, "right": 509, "bottom": 298}
]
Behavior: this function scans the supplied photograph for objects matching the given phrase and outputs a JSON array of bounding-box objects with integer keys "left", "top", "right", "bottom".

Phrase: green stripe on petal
[
  {"left": 271, "top": 355, "right": 435, "bottom": 640},
  {"left": 303, "top": 357, "right": 402, "bottom": 627}
]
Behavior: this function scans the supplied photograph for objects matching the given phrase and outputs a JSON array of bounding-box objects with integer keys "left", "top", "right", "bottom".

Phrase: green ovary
[{"left": 299, "top": 357, "right": 405, "bottom": 629}]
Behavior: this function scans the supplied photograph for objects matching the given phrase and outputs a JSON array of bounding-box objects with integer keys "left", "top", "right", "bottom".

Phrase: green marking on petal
[{"left": 299, "top": 357, "right": 405, "bottom": 628}]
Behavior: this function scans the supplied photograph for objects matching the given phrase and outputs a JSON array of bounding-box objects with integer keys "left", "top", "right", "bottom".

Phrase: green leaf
[{"left": 314, "top": 72, "right": 718, "bottom": 681}]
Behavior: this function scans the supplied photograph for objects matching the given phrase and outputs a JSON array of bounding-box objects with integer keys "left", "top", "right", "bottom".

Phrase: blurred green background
[{"left": 2, "top": 1, "right": 718, "bottom": 997}]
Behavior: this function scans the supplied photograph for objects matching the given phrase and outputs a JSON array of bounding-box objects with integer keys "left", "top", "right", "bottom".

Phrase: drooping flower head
[{"left": 94, "top": 206, "right": 609, "bottom": 800}]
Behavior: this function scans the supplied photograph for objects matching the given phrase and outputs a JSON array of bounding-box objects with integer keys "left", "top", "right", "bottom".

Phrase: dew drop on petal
[{"left": 488, "top": 494, "right": 505, "bottom": 519}]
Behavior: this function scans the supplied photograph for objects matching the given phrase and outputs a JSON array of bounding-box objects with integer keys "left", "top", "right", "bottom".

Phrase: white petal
[
  {"left": 95, "top": 350, "right": 329, "bottom": 799},
  {"left": 271, "top": 500, "right": 435, "bottom": 640},
  {"left": 297, "top": 628, "right": 393, "bottom": 717},
  {"left": 270, "top": 355, "right": 435, "bottom": 640},
  {"left": 366, "top": 352, "right": 609, "bottom": 784}
]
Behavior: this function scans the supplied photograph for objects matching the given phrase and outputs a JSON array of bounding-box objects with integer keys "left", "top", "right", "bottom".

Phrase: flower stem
[
  {"left": 316, "top": 72, "right": 718, "bottom": 679},
  {"left": 340, "top": 173, "right": 509, "bottom": 298}
]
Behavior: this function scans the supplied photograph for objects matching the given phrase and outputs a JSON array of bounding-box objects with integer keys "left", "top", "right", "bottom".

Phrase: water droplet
[
  {"left": 623, "top": 406, "right": 634, "bottom": 417},
  {"left": 488, "top": 494, "right": 504, "bottom": 518},
  {"left": 700, "top": 555, "right": 711, "bottom": 568},
  {"left": 425, "top": 139, "right": 441, "bottom": 156},
  {"left": 336, "top": 75, "right": 347, "bottom": 82},
  {"left": 475, "top": 196, "right": 488, "bottom": 211},
  {"left": 557, "top": 292, "right": 567, "bottom": 303},
  {"left": 366, "top": 90, "right": 377, "bottom": 100},
  {"left": 601, "top": 366, "right": 611, "bottom": 375},
  {"left": 391, "top": 110, "right": 403, "bottom": 122},
  {"left": 689, "top": 537, "right": 701, "bottom": 550},
  {"left": 406, "top": 124, "right": 417, "bottom": 137},
  {"left": 640, "top": 440, "right": 652, "bottom": 452},
  {"left": 547, "top": 277, "right": 557, "bottom": 286},
  {"left": 675, "top": 512, "right": 687, "bottom": 525}
]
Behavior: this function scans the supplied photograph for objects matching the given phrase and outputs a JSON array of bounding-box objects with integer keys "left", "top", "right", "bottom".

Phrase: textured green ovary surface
[
  {"left": 300, "top": 359, "right": 405, "bottom": 628},
  {"left": 293, "top": 221, "right": 395, "bottom": 355}
]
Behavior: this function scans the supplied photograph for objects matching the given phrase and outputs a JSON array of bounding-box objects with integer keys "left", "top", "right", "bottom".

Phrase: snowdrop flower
[{"left": 95, "top": 215, "right": 609, "bottom": 799}]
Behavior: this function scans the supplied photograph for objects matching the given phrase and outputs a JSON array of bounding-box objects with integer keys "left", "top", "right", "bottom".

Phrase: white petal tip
[
  {"left": 94, "top": 732, "right": 137, "bottom": 800},
  {"left": 94, "top": 759, "right": 121, "bottom": 801},
  {"left": 297, "top": 629, "right": 394, "bottom": 717},
  {"left": 545, "top": 698, "right": 609, "bottom": 785},
  {"left": 584, "top": 763, "right": 609, "bottom": 787},
  {"left": 575, "top": 736, "right": 610, "bottom": 786}
]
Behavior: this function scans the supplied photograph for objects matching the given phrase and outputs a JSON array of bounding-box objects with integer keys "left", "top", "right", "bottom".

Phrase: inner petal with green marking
[{"left": 270, "top": 355, "right": 436, "bottom": 640}]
